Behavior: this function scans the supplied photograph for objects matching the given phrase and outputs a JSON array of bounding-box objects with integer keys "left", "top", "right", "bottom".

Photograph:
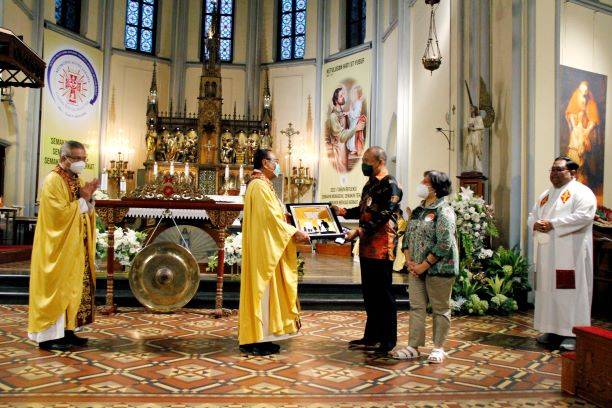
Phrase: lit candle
[
  {"left": 184, "top": 162, "right": 189, "bottom": 176},
  {"left": 153, "top": 161, "right": 158, "bottom": 177},
  {"left": 170, "top": 161, "right": 174, "bottom": 176},
  {"left": 120, "top": 176, "right": 126, "bottom": 193},
  {"left": 239, "top": 164, "right": 244, "bottom": 181},
  {"left": 225, "top": 164, "right": 230, "bottom": 180},
  {"left": 100, "top": 168, "right": 108, "bottom": 191}
]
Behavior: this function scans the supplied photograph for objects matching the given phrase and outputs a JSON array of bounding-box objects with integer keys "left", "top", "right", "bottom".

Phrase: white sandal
[
  {"left": 427, "top": 348, "right": 447, "bottom": 364},
  {"left": 391, "top": 346, "right": 421, "bottom": 360}
]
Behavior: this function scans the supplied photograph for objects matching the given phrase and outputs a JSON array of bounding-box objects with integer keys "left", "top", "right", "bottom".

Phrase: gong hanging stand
[{"left": 129, "top": 210, "right": 201, "bottom": 313}]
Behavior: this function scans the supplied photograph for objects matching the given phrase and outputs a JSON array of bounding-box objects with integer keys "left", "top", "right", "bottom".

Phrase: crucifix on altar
[{"left": 280, "top": 123, "right": 299, "bottom": 200}]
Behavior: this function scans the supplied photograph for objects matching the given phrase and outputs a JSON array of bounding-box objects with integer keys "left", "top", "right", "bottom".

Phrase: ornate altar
[
  {"left": 140, "top": 7, "right": 273, "bottom": 195},
  {"left": 95, "top": 198, "right": 242, "bottom": 317}
]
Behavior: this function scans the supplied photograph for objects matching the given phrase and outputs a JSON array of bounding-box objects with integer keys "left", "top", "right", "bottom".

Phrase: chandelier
[{"left": 422, "top": 0, "right": 442, "bottom": 74}]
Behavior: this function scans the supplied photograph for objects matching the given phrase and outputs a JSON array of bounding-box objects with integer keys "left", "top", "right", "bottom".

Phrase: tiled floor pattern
[{"left": 0, "top": 306, "right": 597, "bottom": 407}]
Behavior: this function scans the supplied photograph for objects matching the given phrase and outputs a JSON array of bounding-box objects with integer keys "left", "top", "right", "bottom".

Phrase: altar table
[{"left": 95, "top": 199, "right": 243, "bottom": 317}]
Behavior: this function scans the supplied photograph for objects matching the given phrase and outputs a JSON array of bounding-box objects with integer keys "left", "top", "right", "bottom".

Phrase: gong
[{"left": 129, "top": 242, "right": 200, "bottom": 312}]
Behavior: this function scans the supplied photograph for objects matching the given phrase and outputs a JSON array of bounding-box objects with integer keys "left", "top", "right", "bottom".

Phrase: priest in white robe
[{"left": 528, "top": 156, "right": 596, "bottom": 351}]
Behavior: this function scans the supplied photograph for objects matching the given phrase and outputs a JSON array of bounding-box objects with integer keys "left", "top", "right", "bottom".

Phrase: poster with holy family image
[
  {"left": 559, "top": 65, "right": 608, "bottom": 205},
  {"left": 318, "top": 50, "right": 371, "bottom": 208}
]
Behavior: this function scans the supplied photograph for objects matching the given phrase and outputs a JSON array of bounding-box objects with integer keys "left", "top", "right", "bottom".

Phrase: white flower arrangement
[
  {"left": 93, "top": 190, "right": 110, "bottom": 200},
  {"left": 96, "top": 227, "right": 147, "bottom": 266},
  {"left": 206, "top": 232, "right": 243, "bottom": 272},
  {"left": 450, "top": 187, "right": 498, "bottom": 261},
  {"left": 223, "top": 232, "right": 243, "bottom": 266}
]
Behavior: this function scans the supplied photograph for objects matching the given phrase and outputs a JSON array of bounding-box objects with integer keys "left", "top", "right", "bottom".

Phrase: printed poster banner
[
  {"left": 318, "top": 50, "right": 371, "bottom": 207},
  {"left": 39, "top": 29, "right": 102, "bottom": 188}
]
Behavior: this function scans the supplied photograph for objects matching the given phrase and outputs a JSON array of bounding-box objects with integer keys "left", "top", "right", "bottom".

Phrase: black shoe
[
  {"left": 537, "top": 333, "right": 563, "bottom": 346},
  {"left": 260, "top": 342, "right": 281, "bottom": 353},
  {"left": 39, "top": 338, "right": 71, "bottom": 351},
  {"left": 348, "top": 338, "right": 378, "bottom": 348},
  {"left": 239, "top": 343, "right": 274, "bottom": 356},
  {"left": 65, "top": 330, "right": 88, "bottom": 346}
]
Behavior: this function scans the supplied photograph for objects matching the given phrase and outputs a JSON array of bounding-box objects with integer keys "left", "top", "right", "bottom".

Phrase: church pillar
[
  {"left": 489, "top": 0, "right": 529, "bottom": 249},
  {"left": 370, "top": 0, "right": 382, "bottom": 147},
  {"left": 246, "top": 0, "right": 261, "bottom": 113},
  {"left": 313, "top": 0, "right": 325, "bottom": 200},
  {"left": 99, "top": 0, "right": 114, "bottom": 175},
  {"left": 170, "top": 0, "right": 188, "bottom": 110},
  {"left": 23, "top": 0, "right": 44, "bottom": 216},
  {"left": 395, "top": 0, "right": 415, "bottom": 211}
]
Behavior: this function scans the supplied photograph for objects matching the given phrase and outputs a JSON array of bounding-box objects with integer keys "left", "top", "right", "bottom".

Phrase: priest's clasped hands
[
  {"left": 80, "top": 179, "right": 100, "bottom": 201},
  {"left": 533, "top": 219, "right": 554, "bottom": 233}
]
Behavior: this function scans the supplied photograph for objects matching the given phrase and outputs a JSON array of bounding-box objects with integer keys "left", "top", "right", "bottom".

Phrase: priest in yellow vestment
[
  {"left": 239, "top": 149, "right": 310, "bottom": 355},
  {"left": 28, "top": 141, "right": 99, "bottom": 351}
]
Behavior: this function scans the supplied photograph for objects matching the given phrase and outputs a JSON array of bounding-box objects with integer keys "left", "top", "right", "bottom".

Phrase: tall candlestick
[
  {"left": 170, "top": 161, "right": 175, "bottom": 176},
  {"left": 100, "top": 168, "right": 108, "bottom": 191},
  {"left": 153, "top": 161, "right": 158, "bottom": 177},
  {"left": 120, "top": 176, "right": 126, "bottom": 193}
]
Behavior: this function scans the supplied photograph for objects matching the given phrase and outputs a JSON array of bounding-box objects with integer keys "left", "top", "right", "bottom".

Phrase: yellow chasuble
[
  {"left": 238, "top": 177, "right": 300, "bottom": 345},
  {"left": 28, "top": 170, "right": 97, "bottom": 334}
]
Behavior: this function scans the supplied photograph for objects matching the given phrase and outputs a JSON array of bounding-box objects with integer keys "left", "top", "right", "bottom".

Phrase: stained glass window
[
  {"left": 201, "top": 0, "right": 234, "bottom": 63},
  {"left": 55, "top": 0, "right": 82, "bottom": 34},
  {"left": 124, "top": 0, "right": 158, "bottom": 54},
  {"left": 278, "top": 0, "right": 307, "bottom": 61},
  {"left": 346, "top": 0, "right": 366, "bottom": 49}
]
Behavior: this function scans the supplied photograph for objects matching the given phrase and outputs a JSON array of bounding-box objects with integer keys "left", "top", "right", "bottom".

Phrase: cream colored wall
[
  {"left": 0, "top": 1, "right": 34, "bottom": 208},
  {"left": 105, "top": 56, "right": 171, "bottom": 169},
  {"left": 404, "top": 0, "right": 455, "bottom": 210},
  {"left": 532, "top": 0, "right": 558, "bottom": 203},
  {"left": 327, "top": 0, "right": 341, "bottom": 55},
  {"left": 560, "top": 2, "right": 612, "bottom": 206},
  {"left": 264, "top": 65, "right": 317, "bottom": 175},
  {"left": 489, "top": 0, "right": 514, "bottom": 243},
  {"left": 380, "top": 26, "right": 398, "bottom": 159},
  {"left": 304, "top": 0, "right": 318, "bottom": 60},
  {"left": 233, "top": 0, "right": 247, "bottom": 63},
  {"left": 260, "top": 0, "right": 274, "bottom": 62},
  {"left": 186, "top": 0, "right": 202, "bottom": 62}
]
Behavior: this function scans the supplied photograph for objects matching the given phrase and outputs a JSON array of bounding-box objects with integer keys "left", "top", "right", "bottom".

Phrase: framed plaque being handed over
[{"left": 286, "top": 203, "right": 344, "bottom": 240}]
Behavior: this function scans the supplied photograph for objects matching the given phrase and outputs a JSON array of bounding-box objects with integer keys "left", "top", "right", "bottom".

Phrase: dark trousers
[{"left": 360, "top": 257, "right": 397, "bottom": 349}]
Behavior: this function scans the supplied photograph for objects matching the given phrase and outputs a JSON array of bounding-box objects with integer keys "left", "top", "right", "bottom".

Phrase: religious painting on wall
[
  {"left": 559, "top": 65, "right": 607, "bottom": 204},
  {"left": 318, "top": 50, "right": 371, "bottom": 207},
  {"left": 286, "top": 203, "right": 344, "bottom": 240}
]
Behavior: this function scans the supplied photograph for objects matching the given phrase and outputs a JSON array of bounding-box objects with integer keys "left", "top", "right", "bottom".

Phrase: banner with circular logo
[
  {"left": 46, "top": 49, "right": 100, "bottom": 119},
  {"left": 39, "top": 29, "right": 103, "bottom": 189}
]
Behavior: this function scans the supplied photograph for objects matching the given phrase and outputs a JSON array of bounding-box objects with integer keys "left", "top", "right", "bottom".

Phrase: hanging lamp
[{"left": 422, "top": 0, "right": 442, "bottom": 74}]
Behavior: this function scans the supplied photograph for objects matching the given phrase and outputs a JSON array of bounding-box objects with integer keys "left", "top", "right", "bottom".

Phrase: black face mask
[{"left": 361, "top": 163, "right": 374, "bottom": 177}]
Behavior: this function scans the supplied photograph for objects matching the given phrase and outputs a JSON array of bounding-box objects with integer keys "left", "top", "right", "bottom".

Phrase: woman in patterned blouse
[{"left": 391, "top": 170, "right": 459, "bottom": 363}]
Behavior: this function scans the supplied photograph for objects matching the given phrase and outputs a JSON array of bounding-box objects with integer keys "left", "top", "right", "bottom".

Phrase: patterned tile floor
[{"left": 0, "top": 305, "right": 598, "bottom": 407}]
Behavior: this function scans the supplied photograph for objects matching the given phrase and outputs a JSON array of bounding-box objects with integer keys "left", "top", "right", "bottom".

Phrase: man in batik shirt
[{"left": 333, "top": 146, "right": 403, "bottom": 354}]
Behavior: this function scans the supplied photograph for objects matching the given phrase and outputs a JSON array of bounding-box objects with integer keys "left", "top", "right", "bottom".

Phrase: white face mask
[
  {"left": 416, "top": 183, "right": 430, "bottom": 199},
  {"left": 70, "top": 161, "right": 86, "bottom": 175}
]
